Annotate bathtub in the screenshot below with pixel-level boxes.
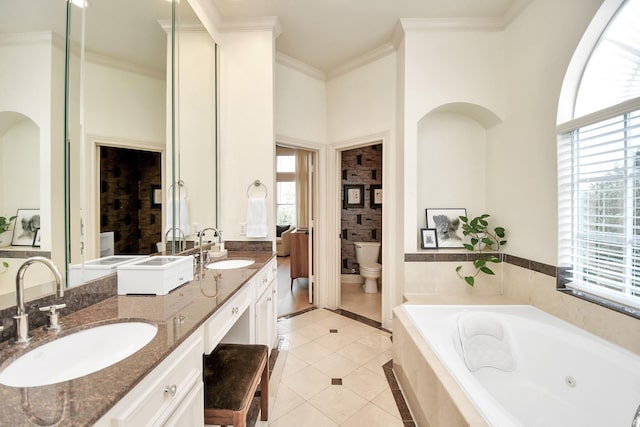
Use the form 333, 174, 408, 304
393, 304, 640, 427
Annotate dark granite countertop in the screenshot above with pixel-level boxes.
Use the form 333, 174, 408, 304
0, 250, 275, 426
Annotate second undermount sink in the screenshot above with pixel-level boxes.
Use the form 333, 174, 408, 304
206, 259, 255, 270
0, 322, 157, 388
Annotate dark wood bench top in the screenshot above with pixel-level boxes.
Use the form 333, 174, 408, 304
203, 343, 269, 427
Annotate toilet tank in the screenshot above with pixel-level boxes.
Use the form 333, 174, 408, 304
354, 241, 381, 264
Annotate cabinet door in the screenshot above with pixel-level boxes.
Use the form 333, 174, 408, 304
255, 286, 271, 349
162, 380, 204, 427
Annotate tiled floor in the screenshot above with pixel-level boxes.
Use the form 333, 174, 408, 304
254, 308, 412, 427
340, 281, 382, 323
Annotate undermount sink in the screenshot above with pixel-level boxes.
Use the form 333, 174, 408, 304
0, 322, 157, 388
206, 259, 255, 270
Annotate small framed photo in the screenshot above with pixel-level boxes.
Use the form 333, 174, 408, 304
152, 185, 162, 208
32, 228, 41, 247
11, 209, 40, 246
420, 228, 438, 249
343, 184, 364, 208
426, 208, 467, 248
370, 185, 382, 209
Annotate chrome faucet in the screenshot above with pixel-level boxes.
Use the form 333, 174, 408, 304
165, 227, 186, 253
198, 227, 221, 265
14, 257, 63, 344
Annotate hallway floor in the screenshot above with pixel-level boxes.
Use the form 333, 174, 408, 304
339, 281, 382, 323
257, 308, 413, 426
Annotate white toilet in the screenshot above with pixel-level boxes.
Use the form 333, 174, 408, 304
354, 241, 382, 293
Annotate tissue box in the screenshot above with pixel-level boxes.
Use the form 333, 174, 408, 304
117, 256, 194, 295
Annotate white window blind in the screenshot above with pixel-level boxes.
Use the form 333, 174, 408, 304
558, 109, 640, 308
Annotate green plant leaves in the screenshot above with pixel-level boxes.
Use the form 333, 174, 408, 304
455, 213, 507, 287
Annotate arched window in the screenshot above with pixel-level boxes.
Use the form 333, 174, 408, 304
558, 0, 640, 314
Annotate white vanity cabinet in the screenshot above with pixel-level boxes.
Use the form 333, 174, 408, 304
95, 326, 205, 427
255, 258, 278, 352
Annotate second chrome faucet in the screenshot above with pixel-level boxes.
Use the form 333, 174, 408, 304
14, 256, 64, 344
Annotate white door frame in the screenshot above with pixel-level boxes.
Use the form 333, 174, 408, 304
330, 131, 393, 329
86, 135, 165, 260
275, 135, 325, 307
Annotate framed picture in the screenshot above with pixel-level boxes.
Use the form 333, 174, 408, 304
370, 185, 382, 209
425, 208, 467, 248
420, 228, 438, 249
152, 185, 162, 208
11, 209, 41, 246
32, 228, 41, 247
343, 184, 364, 208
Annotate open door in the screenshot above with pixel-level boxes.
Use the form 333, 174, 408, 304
307, 152, 315, 304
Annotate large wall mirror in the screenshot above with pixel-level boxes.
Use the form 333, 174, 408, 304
0, 0, 218, 307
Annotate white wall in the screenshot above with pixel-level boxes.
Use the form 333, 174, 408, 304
218, 29, 276, 242
488, 0, 604, 264
80, 60, 166, 260
327, 53, 397, 143
403, 29, 506, 253
275, 62, 326, 144
177, 30, 217, 236
417, 112, 487, 231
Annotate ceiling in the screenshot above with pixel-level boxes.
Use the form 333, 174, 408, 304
210, 0, 533, 75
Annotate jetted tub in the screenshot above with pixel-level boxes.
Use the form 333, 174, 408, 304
393, 304, 640, 427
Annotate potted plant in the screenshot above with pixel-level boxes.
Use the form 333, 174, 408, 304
455, 214, 507, 286
0, 215, 16, 249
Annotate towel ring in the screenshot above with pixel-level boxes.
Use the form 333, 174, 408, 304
247, 180, 268, 198
168, 180, 189, 200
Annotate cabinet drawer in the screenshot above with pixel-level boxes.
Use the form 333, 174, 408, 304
98, 328, 204, 427
256, 258, 277, 296
204, 282, 252, 354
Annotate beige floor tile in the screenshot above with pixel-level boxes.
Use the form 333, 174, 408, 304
281, 330, 311, 350
342, 366, 389, 401
289, 340, 334, 364
357, 332, 393, 352
313, 331, 360, 352
270, 383, 306, 422
336, 341, 382, 365
296, 323, 332, 340
371, 387, 402, 419
361, 353, 392, 377
281, 365, 331, 400
341, 402, 404, 427
280, 352, 308, 379
308, 385, 369, 424
269, 402, 338, 427
312, 353, 360, 379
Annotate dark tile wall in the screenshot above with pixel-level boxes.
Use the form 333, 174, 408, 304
100, 147, 161, 255
341, 144, 382, 274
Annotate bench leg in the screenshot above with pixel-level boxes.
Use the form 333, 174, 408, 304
260, 360, 269, 421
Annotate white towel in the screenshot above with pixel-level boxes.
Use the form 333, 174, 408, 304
165, 199, 190, 236
457, 313, 515, 372
246, 196, 268, 238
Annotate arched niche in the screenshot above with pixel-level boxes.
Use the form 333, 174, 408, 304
416, 102, 502, 233
0, 111, 40, 231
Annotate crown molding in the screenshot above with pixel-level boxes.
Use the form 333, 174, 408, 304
400, 17, 504, 32
84, 50, 165, 81
219, 16, 282, 38
327, 42, 396, 81
276, 52, 325, 81
0, 31, 64, 49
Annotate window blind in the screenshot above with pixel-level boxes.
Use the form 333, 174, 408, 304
558, 109, 640, 308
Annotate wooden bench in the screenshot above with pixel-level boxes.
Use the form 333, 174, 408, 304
203, 344, 269, 427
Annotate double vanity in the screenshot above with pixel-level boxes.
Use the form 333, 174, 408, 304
0, 250, 278, 426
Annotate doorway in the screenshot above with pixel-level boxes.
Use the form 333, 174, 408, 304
275, 145, 317, 317
99, 146, 162, 255
338, 142, 383, 323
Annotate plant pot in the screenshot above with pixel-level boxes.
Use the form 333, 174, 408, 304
0, 230, 12, 247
